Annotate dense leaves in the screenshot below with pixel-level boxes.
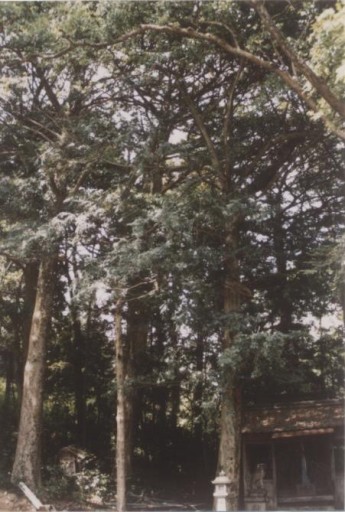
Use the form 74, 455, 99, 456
0, 0, 343, 505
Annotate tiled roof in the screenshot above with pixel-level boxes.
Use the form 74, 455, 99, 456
242, 399, 344, 434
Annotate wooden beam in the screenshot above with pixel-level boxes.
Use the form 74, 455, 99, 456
272, 428, 334, 439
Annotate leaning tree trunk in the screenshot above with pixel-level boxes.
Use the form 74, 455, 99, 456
11, 255, 56, 490
217, 219, 243, 510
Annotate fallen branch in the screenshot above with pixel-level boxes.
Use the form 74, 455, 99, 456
18, 482, 55, 511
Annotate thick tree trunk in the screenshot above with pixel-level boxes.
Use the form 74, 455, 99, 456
11, 255, 56, 490
15, 262, 40, 404
22, 262, 40, 363
217, 220, 242, 510
218, 377, 242, 509
115, 300, 127, 512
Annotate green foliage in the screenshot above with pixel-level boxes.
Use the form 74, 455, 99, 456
75, 468, 113, 502
43, 466, 77, 501
308, 2, 345, 121
0, 0, 343, 501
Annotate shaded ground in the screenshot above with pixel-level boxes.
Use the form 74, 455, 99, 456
0, 487, 106, 511
0, 489, 35, 511
1, 488, 336, 511
0, 488, 210, 511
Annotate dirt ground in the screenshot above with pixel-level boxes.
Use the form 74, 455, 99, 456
0, 487, 209, 511
0, 489, 35, 511
0, 489, 106, 511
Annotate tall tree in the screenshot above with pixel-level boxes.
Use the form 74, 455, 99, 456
0, 2, 343, 508
97, 2, 344, 507
0, 2, 126, 488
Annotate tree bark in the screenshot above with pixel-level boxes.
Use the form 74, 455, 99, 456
217, 219, 242, 510
122, 295, 149, 477
115, 299, 127, 512
218, 378, 242, 510
169, 321, 181, 430
15, 262, 40, 403
193, 333, 204, 442
22, 262, 40, 363
66, 250, 87, 447
72, 313, 87, 445
11, 255, 57, 490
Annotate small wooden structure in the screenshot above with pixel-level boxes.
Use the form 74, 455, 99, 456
241, 399, 344, 510
58, 445, 91, 476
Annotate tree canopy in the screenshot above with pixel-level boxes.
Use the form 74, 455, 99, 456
0, 1, 343, 510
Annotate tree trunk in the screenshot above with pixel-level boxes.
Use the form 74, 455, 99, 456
22, 262, 40, 363
193, 333, 204, 442
15, 262, 40, 404
11, 255, 56, 490
115, 299, 127, 512
72, 313, 86, 445
125, 296, 149, 476
217, 220, 242, 510
169, 322, 181, 430
271, 200, 293, 333
218, 377, 242, 510
66, 248, 87, 446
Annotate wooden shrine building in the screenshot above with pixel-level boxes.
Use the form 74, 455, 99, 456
58, 445, 92, 476
241, 399, 344, 510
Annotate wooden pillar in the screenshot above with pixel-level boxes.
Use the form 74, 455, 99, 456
271, 442, 277, 509
242, 440, 249, 498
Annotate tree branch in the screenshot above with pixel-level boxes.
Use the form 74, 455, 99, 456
248, 134, 307, 194
177, 81, 222, 178
40, 21, 345, 140
33, 65, 62, 114
251, 0, 345, 119
135, 23, 345, 141
223, 61, 245, 168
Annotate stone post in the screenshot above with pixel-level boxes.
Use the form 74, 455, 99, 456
212, 471, 231, 512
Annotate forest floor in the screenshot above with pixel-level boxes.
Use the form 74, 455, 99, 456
0, 487, 210, 511
0, 489, 35, 511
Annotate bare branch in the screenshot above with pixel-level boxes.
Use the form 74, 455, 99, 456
198, 20, 240, 48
